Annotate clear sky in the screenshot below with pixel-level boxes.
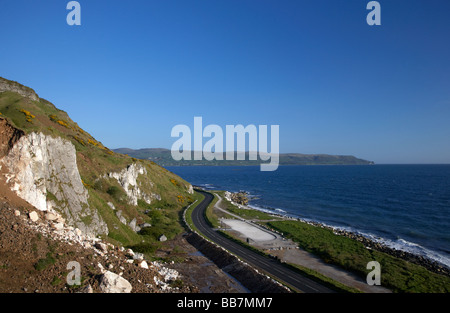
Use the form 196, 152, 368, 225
1, 0, 449, 164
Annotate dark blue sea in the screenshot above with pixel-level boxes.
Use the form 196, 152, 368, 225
166, 165, 450, 268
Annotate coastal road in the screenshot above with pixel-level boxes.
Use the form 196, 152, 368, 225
191, 190, 334, 293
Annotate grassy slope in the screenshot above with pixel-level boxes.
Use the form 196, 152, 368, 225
0, 86, 193, 256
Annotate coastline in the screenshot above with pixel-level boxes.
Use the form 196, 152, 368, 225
218, 189, 450, 278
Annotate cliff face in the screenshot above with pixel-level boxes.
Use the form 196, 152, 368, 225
0, 76, 195, 245
105, 163, 160, 206
0, 130, 108, 236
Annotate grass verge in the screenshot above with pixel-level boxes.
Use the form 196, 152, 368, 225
199, 191, 360, 293
267, 220, 450, 293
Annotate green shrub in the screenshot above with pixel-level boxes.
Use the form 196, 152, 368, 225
107, 185, 126, 202
127, 242, 159, 255
34, 253, 56, 271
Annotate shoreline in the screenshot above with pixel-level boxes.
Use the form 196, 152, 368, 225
219, 189, 450, 277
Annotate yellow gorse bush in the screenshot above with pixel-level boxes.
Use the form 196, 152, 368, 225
20, 109, 36, 123
73, 136, 86, 146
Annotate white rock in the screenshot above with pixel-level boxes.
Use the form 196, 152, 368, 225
133, 252, 144, 261
95, 242, 108, 253
105, 163, 153, 206
139, 261, 149, 269
53, 222, 64, 230
45, 212, 58, 221
29, 211, 39, 222
14, 210, 21, 217
97, 263, 106, 274
125, 248, 135, 258
99, 271, 132, 293
0, 132, 108, 237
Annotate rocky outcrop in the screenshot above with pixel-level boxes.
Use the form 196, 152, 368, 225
105, 163, 160, 206
0, 131, 108, 237
224, 191, 249, 206
0, 77, 39, 102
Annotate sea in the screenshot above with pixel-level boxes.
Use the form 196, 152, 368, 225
166, 164, 450, 269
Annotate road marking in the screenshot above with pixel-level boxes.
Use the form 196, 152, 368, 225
191, 190, 331, 293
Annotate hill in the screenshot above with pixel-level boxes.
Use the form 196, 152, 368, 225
113, 148, 374, 166
0, 76, 268, 293
0, 76, 195, 256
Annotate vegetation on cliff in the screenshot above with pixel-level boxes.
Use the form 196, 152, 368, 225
0, 77, 194, 257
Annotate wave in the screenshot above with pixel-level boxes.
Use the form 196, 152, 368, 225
196, 183, 217, 190
325, 225, 450, 269
379, 237, 450, 269
246, 202, 450, 269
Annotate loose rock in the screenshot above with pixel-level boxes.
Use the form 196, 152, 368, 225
99, 271, 132, 293
28, 211, 39, 222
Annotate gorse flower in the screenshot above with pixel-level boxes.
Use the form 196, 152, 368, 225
20, 109, 35, 123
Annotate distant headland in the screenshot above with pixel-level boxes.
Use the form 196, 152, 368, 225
113, 148, 374, 166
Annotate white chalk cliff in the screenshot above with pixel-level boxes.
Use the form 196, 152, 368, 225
0, 131, 108, 236
105, 163, 161, 206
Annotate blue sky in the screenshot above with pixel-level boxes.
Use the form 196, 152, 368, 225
1, 0, 449, 164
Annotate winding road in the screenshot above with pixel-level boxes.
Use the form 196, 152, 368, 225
191, 190, 334, 293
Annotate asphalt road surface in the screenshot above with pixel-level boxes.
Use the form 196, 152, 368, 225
191, 190, 334, 293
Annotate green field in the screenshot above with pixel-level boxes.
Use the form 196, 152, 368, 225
266, 220, 450, 293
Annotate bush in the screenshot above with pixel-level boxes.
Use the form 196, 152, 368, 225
34, 253, 56, 271
107, 186, 126, 202
127, 242, 159, 255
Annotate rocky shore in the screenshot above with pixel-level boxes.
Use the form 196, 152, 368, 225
222, 189, 450, 278
272, 215, 450, 278
331, 227, 450, 277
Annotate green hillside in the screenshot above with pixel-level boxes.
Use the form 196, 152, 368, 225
0, 77, 195, 254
